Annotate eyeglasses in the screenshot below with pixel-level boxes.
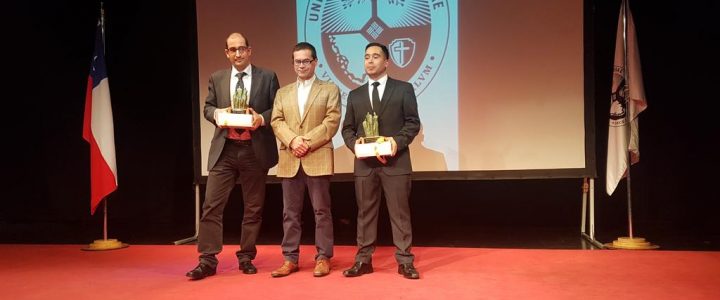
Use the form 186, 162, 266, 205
293, 59, 315, 66
226, 46, 249, 54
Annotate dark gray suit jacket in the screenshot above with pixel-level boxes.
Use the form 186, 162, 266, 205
203, 65, 280, 170
341, 77, 421, 176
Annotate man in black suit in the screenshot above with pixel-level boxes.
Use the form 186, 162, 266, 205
186, 32, 279, 280
341, 42, 421, 279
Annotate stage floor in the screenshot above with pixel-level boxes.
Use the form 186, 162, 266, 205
1, 244, 719, 299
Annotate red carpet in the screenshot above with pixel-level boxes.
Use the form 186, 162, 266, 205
1, 245, 718, 299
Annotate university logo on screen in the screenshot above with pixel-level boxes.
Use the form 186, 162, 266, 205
299, 0, 451, 105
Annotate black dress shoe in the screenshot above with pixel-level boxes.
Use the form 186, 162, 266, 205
239, 261, 257, 274
343, 262, 373, 277
398, 263, 420, 279
186, 264, 216, 280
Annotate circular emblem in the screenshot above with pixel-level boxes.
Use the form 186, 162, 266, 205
300, 0, 451, 105
609, 74, 628, 127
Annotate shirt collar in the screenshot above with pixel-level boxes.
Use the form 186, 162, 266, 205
231, 64, 252, 78
369, 74, 388, 87
297, 75, 316, 89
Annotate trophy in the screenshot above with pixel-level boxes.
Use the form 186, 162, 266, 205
362, 112, 380, 142
217, 87, 253, 127
355, 112, 392, 158
231, 87, 249, 114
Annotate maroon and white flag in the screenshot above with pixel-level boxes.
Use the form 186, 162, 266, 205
606, 2, 647, 195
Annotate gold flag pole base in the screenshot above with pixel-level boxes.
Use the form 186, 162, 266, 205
604, 237, 659, 250
81, 239, 129, 251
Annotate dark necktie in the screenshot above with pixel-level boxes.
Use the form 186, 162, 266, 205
236, 72, 246, 91
229, 71, 251, 140
371, 81, 380, 112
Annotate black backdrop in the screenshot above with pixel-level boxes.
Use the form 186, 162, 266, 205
3, 0, 719, 249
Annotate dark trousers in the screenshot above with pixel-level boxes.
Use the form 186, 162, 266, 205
198, 141, 268, 268
280, 167, 333, 263
354, 169, 414, 264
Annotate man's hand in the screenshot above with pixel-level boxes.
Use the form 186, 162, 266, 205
290, 136, 311, 157
355, 137, 366, 159
247, 108, 262, 130
388, 136, 397, 156
214, 107, 232, 128
375, 136, 396, 164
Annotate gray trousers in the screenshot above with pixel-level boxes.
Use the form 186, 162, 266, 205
280, 166, 334, 263
198, 142, 267, 268
354, 169, 414, 264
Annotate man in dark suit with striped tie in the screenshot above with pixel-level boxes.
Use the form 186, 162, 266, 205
186, 32, 279, 280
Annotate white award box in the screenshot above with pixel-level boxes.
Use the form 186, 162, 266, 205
217, 111, 253, 128
354, 140, 392, 158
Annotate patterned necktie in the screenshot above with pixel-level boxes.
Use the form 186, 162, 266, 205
371, 81, 380, 112
228, 71, 251, 140
236, 72, 246, 91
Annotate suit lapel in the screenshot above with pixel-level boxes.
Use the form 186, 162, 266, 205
249, 65, 260, 107
359, 83, 373, 115
286, 83, 301, 126
220, 69, 232, 106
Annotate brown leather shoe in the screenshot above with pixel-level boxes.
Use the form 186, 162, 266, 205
313, 259, 331, 277
271, 261, 298, 278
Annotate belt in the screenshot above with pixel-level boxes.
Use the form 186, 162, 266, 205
227, 139, 252, 145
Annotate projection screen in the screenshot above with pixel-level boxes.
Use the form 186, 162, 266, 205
194, 0, 594, 180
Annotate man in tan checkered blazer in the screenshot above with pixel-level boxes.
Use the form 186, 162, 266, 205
270, 42, 341, 278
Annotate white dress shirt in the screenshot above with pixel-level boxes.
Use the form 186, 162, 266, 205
368, 74, 388, 110
297, 75, 316, 119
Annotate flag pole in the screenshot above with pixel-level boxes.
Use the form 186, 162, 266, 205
100, 4, 109, 243
83, 2, 128, 251
104, 199, 108, 240
605, 0, 657, 250
101, 14, 108, 239
84, 196, 128, 251
622, 0, 634, 241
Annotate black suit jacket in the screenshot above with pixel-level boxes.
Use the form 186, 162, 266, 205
341, 77, 421, 176
203, 65, 280, 170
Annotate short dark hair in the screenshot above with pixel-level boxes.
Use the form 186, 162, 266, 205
365, 42, 389, 60
293, 42, 317, 60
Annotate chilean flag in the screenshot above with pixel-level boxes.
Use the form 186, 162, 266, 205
83, 21, 117, 215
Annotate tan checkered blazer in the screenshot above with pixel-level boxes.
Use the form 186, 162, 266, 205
271, 79, 341, 178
